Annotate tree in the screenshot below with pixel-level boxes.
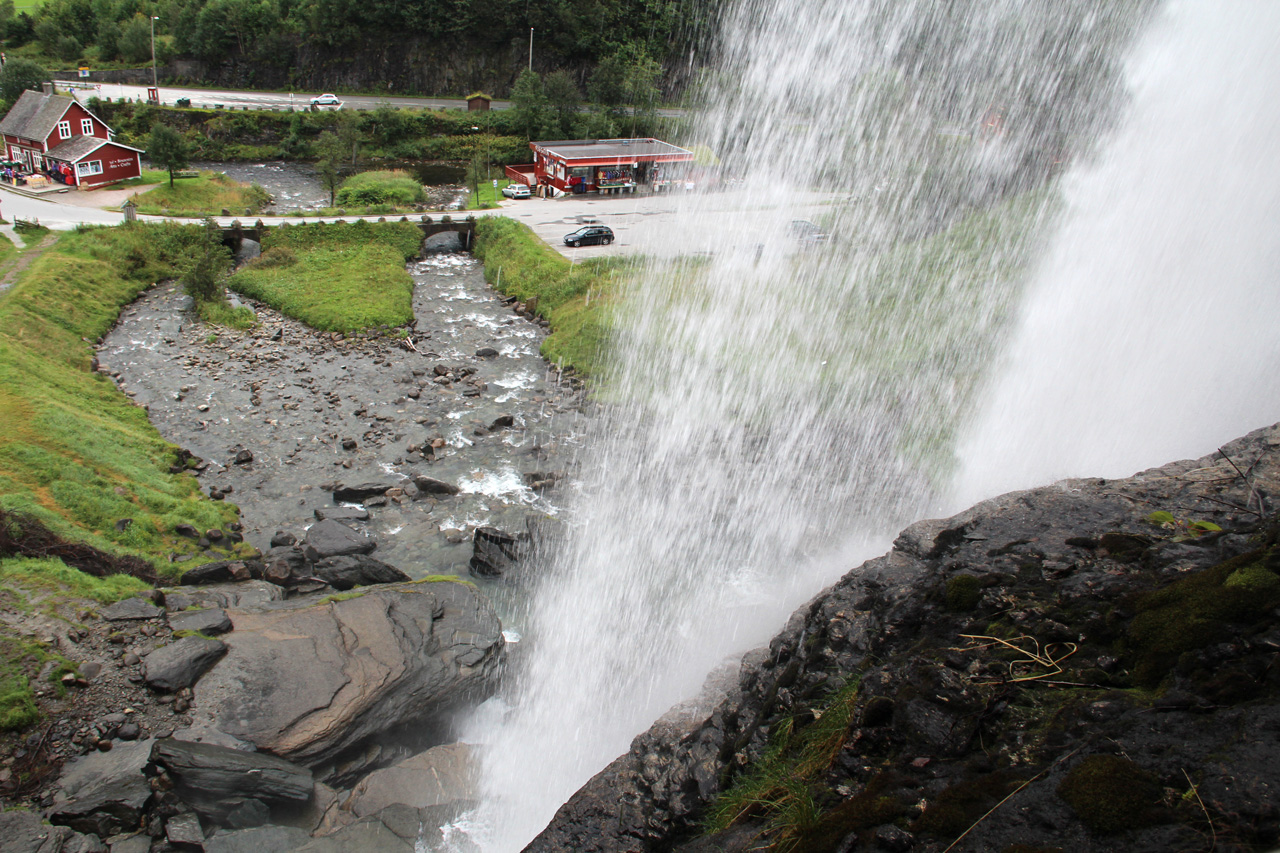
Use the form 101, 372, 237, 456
509, 68, 547, 141
314, 129, 345, 206
119, 14, 153, 65
465, 148, 486, 202
180, 218, 232, 305
148, 123, 189, 187
335, 109, 362, 168
543, 70, 580, 139
0, 57, 47, 103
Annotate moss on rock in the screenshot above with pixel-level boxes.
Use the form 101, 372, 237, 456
1056, 753, 1167, 834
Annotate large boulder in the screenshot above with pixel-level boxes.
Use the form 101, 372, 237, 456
344, 742, 476, 819
47, 738, 154, 837
330, 483, 395, 502
0, 808, 107, 853
303, 520, 377, 562
162, 581, 285, 612
143, 635, 227, 692
191, 580, 504, 773
312, 555, 411, 591
179, 559, 263, 586
151, 738, 314, 826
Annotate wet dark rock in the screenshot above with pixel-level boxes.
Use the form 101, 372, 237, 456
114, 518, 133, 533
312, 554, 411, 590
233, 450, 254, 465
48, 738, 154, 837
313, 506, 370, 522
527, 424, 1280, 853
152, 738, 313, 826
411, 475, 459, 496
489, 415, 515, 430
143, 636, 228, 692
262, 546, 310, 586
330, 482, 393, 502
169, 607, 233, 636
469, 526, 530, 579
475, 347, 499, 358
190, 580, 504, 773
0, 807, 109, 853
174, 524, 200, 538
341, 438, 358, 451
101, 598, 164, 622
344, 742, 475, 818
270, 531, 297, 547
179, 559, 262, 586
303, 519, 377, 561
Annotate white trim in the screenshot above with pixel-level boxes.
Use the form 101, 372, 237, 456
80, 118, 93, 136
76, 159, 102, 177
57, 120, 71, 140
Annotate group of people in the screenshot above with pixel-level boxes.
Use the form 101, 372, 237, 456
47, 162, 76, 185
1, 165, 27, 185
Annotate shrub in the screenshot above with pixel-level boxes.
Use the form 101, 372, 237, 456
335, 170, 426, 207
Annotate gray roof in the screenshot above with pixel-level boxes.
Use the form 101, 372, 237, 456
45, 135, 108, 162
0, 90, 78, 142
532, 138, 693, 162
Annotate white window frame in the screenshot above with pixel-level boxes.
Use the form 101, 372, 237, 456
57, 120, 71, 140
80, 118, 94, 136
76, 160, 103, 177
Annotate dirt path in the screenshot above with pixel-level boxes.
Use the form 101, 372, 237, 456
0, 232, 60, 295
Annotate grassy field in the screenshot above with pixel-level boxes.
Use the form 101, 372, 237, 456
129, 169, 271, 217
473, 216, 630, 376
229, 220, 420, 333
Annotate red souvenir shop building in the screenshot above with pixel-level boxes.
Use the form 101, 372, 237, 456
506, 137, 694, 195
0, 85, 143, 187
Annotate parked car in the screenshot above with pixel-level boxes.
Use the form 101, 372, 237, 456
310, 93, 342, 107
502, 183, 531, 199
564, 225, 614, 247
788, 219, 828, 244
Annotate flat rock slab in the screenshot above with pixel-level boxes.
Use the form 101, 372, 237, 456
330, 483, 394, 502
152, 738, 314, 825
312, 555, 411, 591
166, 811, 205, 846
296, 804, 451, 853
144, 635, 227, 692
345, 742, 476, 818
314, 506, 370, 522
48, 737, 154, 838
101, 597, 163, 621
179, 559, 263, 586
192, 580, 503, 771
303, 519, 377, 561
204, 825, 313, 853
169, 607, 233, 636
412, 475, 459, 496
162, 581, 285, 612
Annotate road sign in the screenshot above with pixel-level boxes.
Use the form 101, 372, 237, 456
79, 67, 90, 78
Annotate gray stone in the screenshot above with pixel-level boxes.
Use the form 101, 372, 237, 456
303, 520, 376, 562
151, 738, 314, 825
311, 555, 410, 591
165, 812, 204, 846
469, 526, 528, 579
191, 581, 503, 772
48, 738, 154, 837
0, 808, 108, 853
330, 483, 394, 502
108, 836, 151, 853
143, 636, 227, 692
100, 598, 162, 622
313, 506, 370, 522
169, 608, 233, 636
411, 476, 459, 496
162, 581, 284, 612
204, 825, 312, 853
262, 546, 310, 586
179, 559, 261, 586
345, 742, 476, 818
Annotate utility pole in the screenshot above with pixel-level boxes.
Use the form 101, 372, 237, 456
150, 16, 159, 90
528, 28, 534, 72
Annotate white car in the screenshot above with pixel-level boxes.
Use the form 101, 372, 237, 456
502, 183, 531, 199
310, 93, 342, 108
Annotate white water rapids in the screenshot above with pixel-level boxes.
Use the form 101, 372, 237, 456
444, 2, 1280, 850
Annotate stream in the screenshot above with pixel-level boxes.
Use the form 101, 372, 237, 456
98, 234, 589, 620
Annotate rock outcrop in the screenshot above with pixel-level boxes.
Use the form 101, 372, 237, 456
191, 579, 504, 774
528, 424, 1280, 853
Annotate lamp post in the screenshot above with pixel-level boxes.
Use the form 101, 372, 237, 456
528, 28, 533, 72
150, 16, 159, 91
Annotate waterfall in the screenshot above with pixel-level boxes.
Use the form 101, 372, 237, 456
453, 1, 1279, 850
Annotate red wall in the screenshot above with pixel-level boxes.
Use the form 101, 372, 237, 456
42, 102, 108, 151
82, 143, 140, 185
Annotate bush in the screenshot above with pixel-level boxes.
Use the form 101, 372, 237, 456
335, 170, 426, 207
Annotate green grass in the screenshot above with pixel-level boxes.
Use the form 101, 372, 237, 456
0, 223, 245, 571
473, 216, 631, 377
0, 556, 149, 604
229, 220, 421, 333
129, 170, 271, 217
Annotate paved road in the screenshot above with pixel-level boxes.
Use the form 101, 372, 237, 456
57, 80, 685, 118
0, 180, 835, 263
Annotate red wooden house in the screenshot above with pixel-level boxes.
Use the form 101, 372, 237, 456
0, 84, 143, 187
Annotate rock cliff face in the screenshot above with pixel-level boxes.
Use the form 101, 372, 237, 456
528, 423, 1280, 853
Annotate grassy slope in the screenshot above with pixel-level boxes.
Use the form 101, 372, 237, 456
473, 216, 628, 376
0, 223, 244, 566
229, 220, 420, 333
130, 169, 271, 217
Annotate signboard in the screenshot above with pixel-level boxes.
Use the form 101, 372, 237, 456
78, 66, 90, 78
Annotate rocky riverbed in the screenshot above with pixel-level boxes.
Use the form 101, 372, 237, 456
98, 236, 588, 615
